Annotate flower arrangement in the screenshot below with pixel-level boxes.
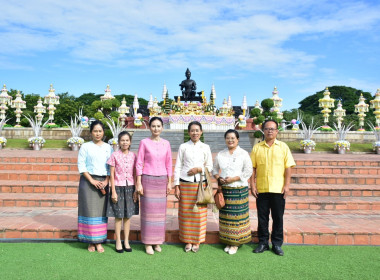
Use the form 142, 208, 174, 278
333, 122, 354, 152
134, 113, 143, 127
299, 119, 319, 152
367, 122, 380, 153
0, 117, 9, 147
24, 114, 49, 149
237, 115, 247, 128
67, 137, 84, 145
64, 109, 84, 149
28, 136, 46, 145
319, 125, 334, 132
334, 140, 350, 150
0, 136, 7, 146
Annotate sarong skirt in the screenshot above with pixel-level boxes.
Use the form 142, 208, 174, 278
219, 186, 251, 246
77, 175, 108, 244
178, 180, 207, 244
140, 175, 168, 245
106, 185, 139, 219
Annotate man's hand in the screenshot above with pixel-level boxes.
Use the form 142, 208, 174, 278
282, 185, 290, 199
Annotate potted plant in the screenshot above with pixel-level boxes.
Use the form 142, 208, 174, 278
64, 109, 84, 151
367, 122, 380, 154
104, 115, 126, 151
24, 115, 49, 150
333, 122, 354, 154
0, 117, 9, 149
299, 119, 319, 154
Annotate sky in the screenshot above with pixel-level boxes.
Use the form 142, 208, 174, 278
1, 0, 380, 111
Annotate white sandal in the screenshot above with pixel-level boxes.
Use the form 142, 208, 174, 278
228, 246, 238, 255
224, 245, 231, 253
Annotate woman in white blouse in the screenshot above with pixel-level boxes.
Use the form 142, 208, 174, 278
174, 121, 212, 253
77, 120, 112, 253
213, 129, 253, 255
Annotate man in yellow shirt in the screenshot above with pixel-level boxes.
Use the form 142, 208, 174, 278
250, 120, 296, 256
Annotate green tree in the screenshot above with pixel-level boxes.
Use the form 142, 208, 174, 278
76, 93, 101, 106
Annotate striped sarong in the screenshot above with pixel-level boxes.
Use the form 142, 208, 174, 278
178, 180, 207, 244
77, 175, 108, 243
140, 175, 168, 245
219, 186, 251, 246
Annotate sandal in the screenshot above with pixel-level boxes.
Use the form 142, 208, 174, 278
154, 245, 162, 252
191, 244, 200, 253
95, 244, 105, 253
88, 244, 95, 252
224, 245, 231, 253
145, 245, 154, 255
184, 243, 192, 253
228, 246, 238, 255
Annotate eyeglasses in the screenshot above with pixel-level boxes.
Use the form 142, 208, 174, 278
263, 128, 277, 131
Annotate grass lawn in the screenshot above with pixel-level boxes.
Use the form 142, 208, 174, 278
0, 243, 379, 279
4, 139, 69, 149
286, 142, 373, 153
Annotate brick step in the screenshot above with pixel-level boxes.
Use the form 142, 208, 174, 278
0, 163, 78, 172
0, 170, 79, 181
293, 166, 380, 175
0, 180, 78, 194
291, 174, 380, 185
2, 193, 379, 211
0, 207, 379, 245
290, 184, 380, 197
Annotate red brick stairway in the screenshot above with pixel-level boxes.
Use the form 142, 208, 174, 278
0, 150, 379, 245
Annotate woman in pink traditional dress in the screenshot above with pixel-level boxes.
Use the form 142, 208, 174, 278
106, 131, 139, 253
135, 117, 172, 255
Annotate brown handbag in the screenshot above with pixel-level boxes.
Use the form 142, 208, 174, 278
193, 168, 215, 211
214, 190, 225, 210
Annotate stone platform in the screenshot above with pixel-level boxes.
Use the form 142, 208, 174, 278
0, 150, 379, 245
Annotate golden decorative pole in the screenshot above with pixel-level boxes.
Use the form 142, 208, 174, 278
318, 87, 335, 127
354, 93, 369, 131
43, 84, 60, 125
333, 100, 346, 129
11, 91, 26, 127
370, 89, 380, 127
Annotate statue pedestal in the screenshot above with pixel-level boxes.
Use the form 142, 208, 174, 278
174, 96, 203, 102
160, 115, 235, 131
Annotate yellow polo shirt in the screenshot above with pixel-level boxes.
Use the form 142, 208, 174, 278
250, 139, 296, 193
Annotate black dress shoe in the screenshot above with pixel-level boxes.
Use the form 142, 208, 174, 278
115, 247, 124, 253
253, 244, 269, 253
123, 242, 132, 252
272, 245, 284, 256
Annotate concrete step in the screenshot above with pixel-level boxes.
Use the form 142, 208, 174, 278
0, 170, 79, 182
293, 166, 380, 175
2, 193, 379, 211
291, 174, 380, 185
0, 163, 78, 172
1, 207, 379, 245
0, 180, 78, 194
290, 184, 380, 197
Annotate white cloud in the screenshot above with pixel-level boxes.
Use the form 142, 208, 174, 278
1, 0, 379, 78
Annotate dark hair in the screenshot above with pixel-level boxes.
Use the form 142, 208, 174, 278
188, 121, 202, 132
149, 116, 163, 127
118, 131, 132, 149
224, 129, 239, 139
262, 119, 278, 130
90, 120, 105, 132
262, 120, 278, 130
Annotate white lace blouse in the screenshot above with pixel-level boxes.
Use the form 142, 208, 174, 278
212, 146, 253, 188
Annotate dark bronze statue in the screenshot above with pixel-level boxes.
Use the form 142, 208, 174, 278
179, 68, 201, 102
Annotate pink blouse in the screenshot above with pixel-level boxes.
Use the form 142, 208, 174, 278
135, 138, 172, 177
107, 150, 136, 186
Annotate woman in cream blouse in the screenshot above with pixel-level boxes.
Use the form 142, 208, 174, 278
213, 129, 253, 255
174, 121, 212, 253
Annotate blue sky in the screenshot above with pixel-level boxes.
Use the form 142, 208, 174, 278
1, 0, 379, 110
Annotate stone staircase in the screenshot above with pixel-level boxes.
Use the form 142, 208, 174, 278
130, 130, 184, 151
0, 150, 379, 245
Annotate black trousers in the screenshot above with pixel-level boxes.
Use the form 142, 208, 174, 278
256, 193, 285, 246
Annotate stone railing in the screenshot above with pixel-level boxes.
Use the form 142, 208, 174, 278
2, 127, 377, 143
